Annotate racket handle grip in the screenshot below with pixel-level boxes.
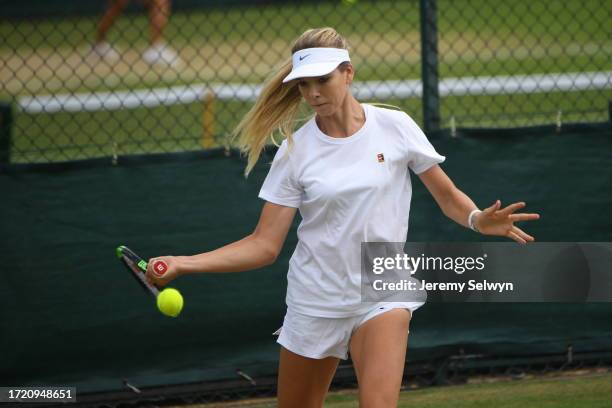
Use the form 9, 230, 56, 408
152, 260, 169, 277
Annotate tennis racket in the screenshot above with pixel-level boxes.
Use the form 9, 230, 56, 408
116, 245, 168, 298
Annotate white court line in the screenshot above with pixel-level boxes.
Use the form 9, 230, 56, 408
16, 71, 612, 114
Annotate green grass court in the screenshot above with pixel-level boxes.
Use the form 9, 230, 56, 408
192, 372, 612, 408
3, 0, 610, 91
1, 0, 610, 163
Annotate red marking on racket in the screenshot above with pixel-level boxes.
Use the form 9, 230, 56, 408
152, 260, 168, 276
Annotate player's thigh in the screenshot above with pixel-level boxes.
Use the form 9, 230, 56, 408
349, 309, 411, 407
277, 346, 340, 408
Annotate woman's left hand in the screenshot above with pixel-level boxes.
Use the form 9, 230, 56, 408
475, 200, 540, 244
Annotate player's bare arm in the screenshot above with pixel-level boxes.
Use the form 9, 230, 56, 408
146, 202, 297, 285
418, 164, 540, 244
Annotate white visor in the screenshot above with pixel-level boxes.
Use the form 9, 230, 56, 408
282, 47, 350, 83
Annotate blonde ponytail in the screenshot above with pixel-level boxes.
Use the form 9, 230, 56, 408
232, 27, 350, 177
232, 59, 303, 177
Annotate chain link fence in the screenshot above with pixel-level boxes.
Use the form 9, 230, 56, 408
1, 0, 610, 164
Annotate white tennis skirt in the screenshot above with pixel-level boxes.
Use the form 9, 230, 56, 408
272, 301, 425, 360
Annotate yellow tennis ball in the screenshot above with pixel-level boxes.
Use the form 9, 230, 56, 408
157, 288, 184, 317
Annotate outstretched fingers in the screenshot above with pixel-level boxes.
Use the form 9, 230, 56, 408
509, 212, 540, 222
508, 231, 526, 244
483, 199, 502, 214
509, 226, 534, 244
498, 201, 526, 216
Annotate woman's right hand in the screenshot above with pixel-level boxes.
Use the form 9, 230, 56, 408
146, 256, 182, 287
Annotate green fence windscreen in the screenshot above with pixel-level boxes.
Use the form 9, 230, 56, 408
1, 127, 611, 392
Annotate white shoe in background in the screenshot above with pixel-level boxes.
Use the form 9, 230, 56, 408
142, 42, 182, 67
91, 41, 120, 61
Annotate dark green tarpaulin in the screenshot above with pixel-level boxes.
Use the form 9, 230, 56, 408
1, 127, 611, 392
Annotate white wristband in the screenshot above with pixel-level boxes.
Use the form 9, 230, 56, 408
468, 209, 482, 232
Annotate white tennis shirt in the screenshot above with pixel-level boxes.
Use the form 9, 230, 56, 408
259, 104, 445, 317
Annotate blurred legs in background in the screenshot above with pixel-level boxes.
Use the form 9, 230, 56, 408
92, 0, 181, 66
142, 0, 181, 66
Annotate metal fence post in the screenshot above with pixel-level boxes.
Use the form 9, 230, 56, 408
420, 0, 441, 133
0, 102, 12, 165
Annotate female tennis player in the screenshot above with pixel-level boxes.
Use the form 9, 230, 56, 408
146, 27, 540, 408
